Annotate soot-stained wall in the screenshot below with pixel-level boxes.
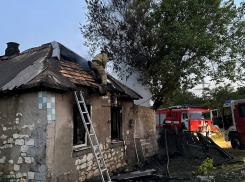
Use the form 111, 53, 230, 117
0, 91, 47, 181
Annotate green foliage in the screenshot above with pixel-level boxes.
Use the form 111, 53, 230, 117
0, 174, 10, 182
242, 157, 245, 163
82, 0, 245, 109
192, 158, 213, 175
159, 84, 245, 110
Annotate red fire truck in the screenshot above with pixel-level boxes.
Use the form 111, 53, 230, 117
211, 99, 245, 149
156, 105, 216, 132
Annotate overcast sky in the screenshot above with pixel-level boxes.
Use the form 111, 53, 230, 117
0, 0, 243, 99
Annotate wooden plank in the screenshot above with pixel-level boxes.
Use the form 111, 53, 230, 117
135, 138, 145, 164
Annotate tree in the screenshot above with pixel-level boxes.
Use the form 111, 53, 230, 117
159, 89, 201, 108
207, 84, 245, 109
81, 0, 245, 109
237, 86, 245, 96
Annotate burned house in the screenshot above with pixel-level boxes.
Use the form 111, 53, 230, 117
0, 42, 158, 181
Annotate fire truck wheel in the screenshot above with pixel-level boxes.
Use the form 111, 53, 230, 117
231, 134, 242, 149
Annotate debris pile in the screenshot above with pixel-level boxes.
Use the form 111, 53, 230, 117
87, 130, 242, 181
157, 130, 238, 166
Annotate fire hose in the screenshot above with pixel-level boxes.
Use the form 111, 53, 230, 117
165, 129, 171, 178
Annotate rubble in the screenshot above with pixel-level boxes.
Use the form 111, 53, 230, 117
86, 130, 242, 181
157, 130, 240, 166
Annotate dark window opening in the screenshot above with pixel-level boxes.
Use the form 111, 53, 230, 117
211, 110, 223, 129
238, 104, 245, 117
111, 107, 122, 141
73, 105, 91, 146
224, 107, 232, 116
172, 112, 177, 118
223, 107, 233, 128
182, 112, 188, 119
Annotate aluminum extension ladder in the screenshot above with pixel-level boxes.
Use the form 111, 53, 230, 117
74, 91, 111, 182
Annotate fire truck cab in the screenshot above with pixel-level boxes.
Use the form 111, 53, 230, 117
211, 99, 245, 149
156, 105, 216, 132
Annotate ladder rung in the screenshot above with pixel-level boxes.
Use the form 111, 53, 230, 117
74, 91, 111, 182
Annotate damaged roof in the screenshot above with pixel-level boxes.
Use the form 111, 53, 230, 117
0, 41, 142, 100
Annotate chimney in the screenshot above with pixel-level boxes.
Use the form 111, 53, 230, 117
5, 42, 20, 56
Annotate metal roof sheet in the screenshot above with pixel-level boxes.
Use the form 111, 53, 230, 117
0, 44, 50, 91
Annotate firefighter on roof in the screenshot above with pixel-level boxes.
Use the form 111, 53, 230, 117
90, 51, 108, 85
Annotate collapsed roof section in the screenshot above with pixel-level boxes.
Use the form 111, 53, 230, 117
0, 41, 142, 100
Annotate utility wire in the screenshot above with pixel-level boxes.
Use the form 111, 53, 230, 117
138, 97, 151, 106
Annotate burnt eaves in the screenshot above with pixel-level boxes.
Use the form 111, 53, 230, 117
59, 43, 90, 71
24, 58, 76, 91
107, 74, 143, 100
0, 41, 143, 100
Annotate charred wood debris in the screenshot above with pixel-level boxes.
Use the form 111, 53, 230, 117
85, 130, 240, 182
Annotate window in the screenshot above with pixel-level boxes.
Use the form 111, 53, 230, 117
73, 105, 91, 147
223, 107, 233, 128
189, 111, 210, 120
160, 114, 166, 125
238, 104, 245, 117
155, 114, 160, 125
223, 107, 232, 116
182, 112, 188, 119
172, 112, 177, 118
212, 110, 221, 118
111, 107, 122, 141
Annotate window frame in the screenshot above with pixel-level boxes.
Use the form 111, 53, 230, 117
111, 107, 123, 141
182, 112, 188, 120
172, 112, 177, 118
73, 104, 91, 149
238, 104, 245, 117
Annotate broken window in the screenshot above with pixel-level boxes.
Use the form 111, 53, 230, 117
73, 105, 91, 146
111, 107, 122, 141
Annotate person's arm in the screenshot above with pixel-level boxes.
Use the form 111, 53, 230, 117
208, 125, 211, 132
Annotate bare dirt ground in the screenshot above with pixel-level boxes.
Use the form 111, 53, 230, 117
169, 139, 245, 182
141, 136, 245, 182
90, 134, 245, 182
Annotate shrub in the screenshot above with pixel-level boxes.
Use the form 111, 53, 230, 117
192, 157, 213, 175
